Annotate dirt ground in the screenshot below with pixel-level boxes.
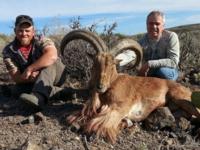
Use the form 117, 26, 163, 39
0, 76, 200, 150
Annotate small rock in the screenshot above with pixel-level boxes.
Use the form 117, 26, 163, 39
21, 140, 43, 150
50, 146, 64, 150
70, 122, 81, 132
75, 136, 80, 141
28, 115, 34, 124
0, 143, 5, 148
144, 107, 176, 130
33, 112, 44, 124
169, 132, 177, 138
165, 138, 174, 145
178, 117, 191, 130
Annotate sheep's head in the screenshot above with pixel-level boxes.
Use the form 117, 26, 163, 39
94, 52, 120, 93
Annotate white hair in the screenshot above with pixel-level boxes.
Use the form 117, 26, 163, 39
147, 10, 165, 24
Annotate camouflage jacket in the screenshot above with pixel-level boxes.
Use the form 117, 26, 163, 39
2, 36, 55, 73
139, 30, 180, 69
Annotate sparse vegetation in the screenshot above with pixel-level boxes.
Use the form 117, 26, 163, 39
0, 18, 200, 149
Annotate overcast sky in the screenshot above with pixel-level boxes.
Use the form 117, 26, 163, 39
0, 0, 200, 35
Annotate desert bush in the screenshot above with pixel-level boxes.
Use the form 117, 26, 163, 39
47, 16, 119, 53
48, 17, 119, 88
0, 34, 14, 57
101, 22, 118, 49
177, 31, 200, 72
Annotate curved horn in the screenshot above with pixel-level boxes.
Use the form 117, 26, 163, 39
60, 29, 107, 56
110, 38, 143, 67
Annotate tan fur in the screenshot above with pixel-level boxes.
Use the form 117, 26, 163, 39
67, 52, 200, 143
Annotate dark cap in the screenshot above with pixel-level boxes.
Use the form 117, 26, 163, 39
15, 15, 34, 27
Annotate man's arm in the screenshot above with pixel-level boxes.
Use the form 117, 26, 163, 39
3, 38, 58, 82
21, 44, 58, 79
148, 32, 180, 68
138, 63, 149, 76
3, 58, 36, 83
9, 69, 38, 83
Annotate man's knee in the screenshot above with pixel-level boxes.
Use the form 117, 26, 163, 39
156, 67, 178, 80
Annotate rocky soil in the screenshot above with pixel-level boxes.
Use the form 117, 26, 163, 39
0, 66, 200, 150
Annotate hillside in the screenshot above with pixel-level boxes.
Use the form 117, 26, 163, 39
0, 24, 200, 149
170, 24, 200, 74
170, 23, 200, 33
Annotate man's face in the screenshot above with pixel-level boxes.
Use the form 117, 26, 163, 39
147, 15, 164, 40
15, 23, 35, 46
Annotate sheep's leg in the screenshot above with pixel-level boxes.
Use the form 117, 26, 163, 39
168, 84, 200, 119
66, 111, 82, 124
171, 99, 200, 119
82, 91, 101, 117
85, 107, 126, 143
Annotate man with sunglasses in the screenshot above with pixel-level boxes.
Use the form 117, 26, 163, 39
2, 15, 76, 109
138, 10, 180, 80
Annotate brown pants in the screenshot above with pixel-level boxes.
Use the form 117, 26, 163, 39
32, 58, 71, 100
11, 59, 72, 100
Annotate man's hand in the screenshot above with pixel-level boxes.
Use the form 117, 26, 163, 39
138, 63, 149, 76
29, 71, 40, 81
9, 68, 39, 83
21, 67, 39, 81
31, 71, 39, 78
21, 67, 33, 80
